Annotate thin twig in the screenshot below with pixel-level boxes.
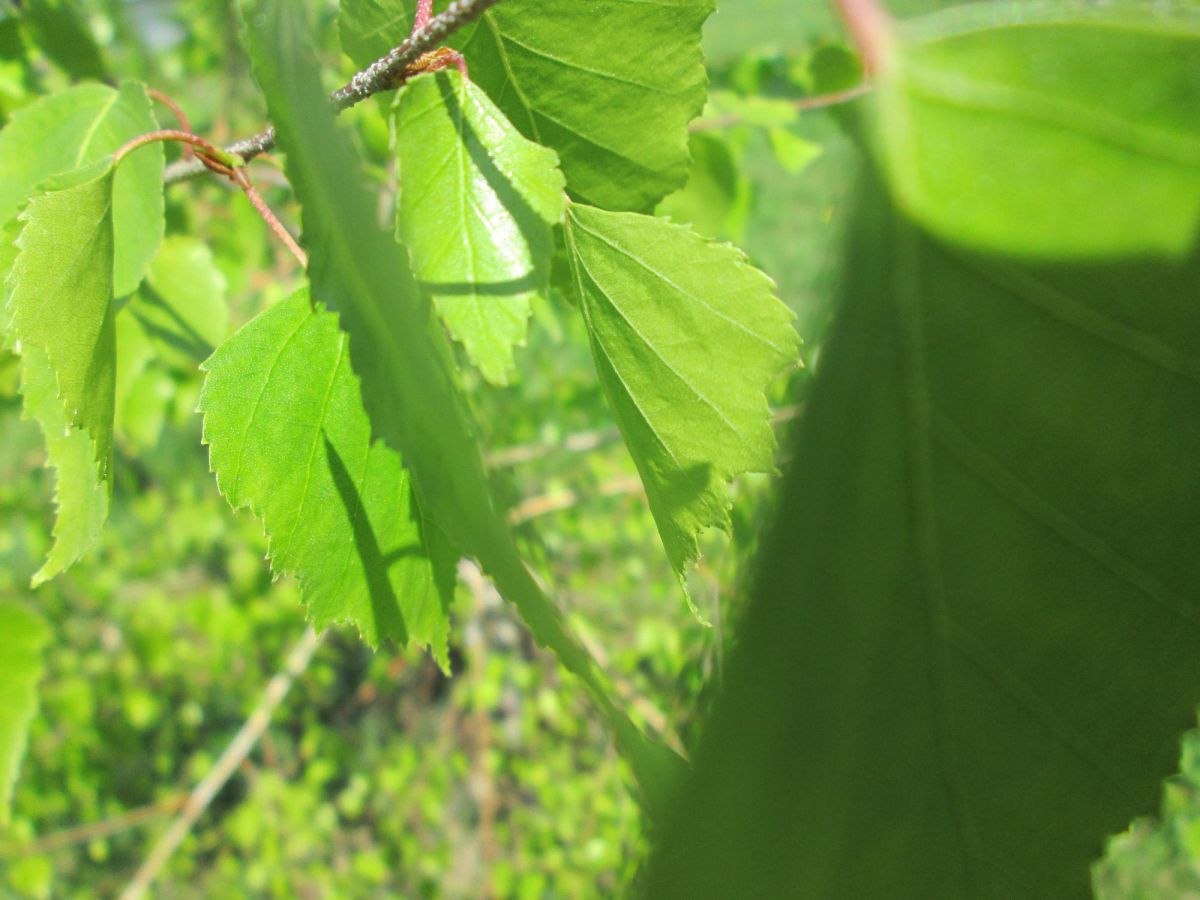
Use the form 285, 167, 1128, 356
163, 0, 502, 185
689, 84, 872, 133
232, 169, 308, 268
0, 795, 188, 858
118, 626, 323, 900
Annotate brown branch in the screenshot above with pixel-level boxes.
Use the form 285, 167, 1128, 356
163, 0, 501, 185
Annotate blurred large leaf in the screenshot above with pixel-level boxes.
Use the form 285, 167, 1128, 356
242, 0, 686, 812
564, 205, 797, 582
339, 0, 713, 211
0, 81, 163, 294
393, 69, 564, 384
647, 179, 1200, 898
4, 162, 116, 479
199, 291, 454, 659
871, 1, 1200, 258
0, 600, 49, 824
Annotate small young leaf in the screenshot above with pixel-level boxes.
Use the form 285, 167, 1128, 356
0, 80, 163, 293
200, 291, 455, 660
340, 0, 715, 211
871, 1, 1200, 258
393, 69, 565, 384
564, 204, 798, 582
0, 600, 50, 824
4, 161, 117, 479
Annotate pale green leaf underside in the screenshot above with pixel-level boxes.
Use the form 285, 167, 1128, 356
200, 291, 454, 661
339, 0, 714, 211
874, 0, 1200, 258
648, 180, 1200, 898
0, 600, 50, 825
393, 70, 565, 384
245, 0, 686, 812
138, 234, 231, 369
19, 344, 110, 586
0, 80, 163, 294
565, 204, 798, 576
4, 162, 116, 483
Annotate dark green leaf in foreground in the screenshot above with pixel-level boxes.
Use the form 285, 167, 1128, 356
339, 0, 714, 211
871, 1, 1200, 258
4, 161, 116, 479
648, 179, 1200, 898
393, 70, 565, 384
243, 0, 685, 812
564, 204, 798, 582
0, 599, 50, 824
0, 80, 163, 293
200, 291, 454, 660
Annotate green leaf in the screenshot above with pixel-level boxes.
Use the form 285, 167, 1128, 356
0, 80, 163, 294
339, 0, 714, 211
563, 204, 798, 581
244, 0, 686, 812
647, 177, 1200, 898
656, 132, 752, 241
200, 291, 455, 659
871, 1, 1200, 258
136, 235, 230, 369
0, 600, 50, 825
18, 344, 110, 586
392, 69, 565, 384
4, 161, 116, 481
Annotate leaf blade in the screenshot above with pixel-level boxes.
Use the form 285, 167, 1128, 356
200, 291, 455, 660
564, 204, 798, 579
871, 1, 1200, 257
340, 0, 714, 210
393, 69, 565, 383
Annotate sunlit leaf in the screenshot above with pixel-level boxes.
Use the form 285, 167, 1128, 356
871, 1, 1200, 257
339, 0, 714, 211
243, 0, 686, 812
564, 204, 798, 583
393, 69, 565, 384
200, 291, 455, 660
0, 80, 163, 294
18, 344, 110, 586
4, 161, 116, 478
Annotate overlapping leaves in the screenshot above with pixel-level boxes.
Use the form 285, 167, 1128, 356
241, 0, 686, 813
199, 291, 455, 659
339, 0, 714, 210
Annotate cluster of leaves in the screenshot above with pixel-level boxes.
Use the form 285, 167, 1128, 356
0, 0, 810, 821
5, 0, 1200, 896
